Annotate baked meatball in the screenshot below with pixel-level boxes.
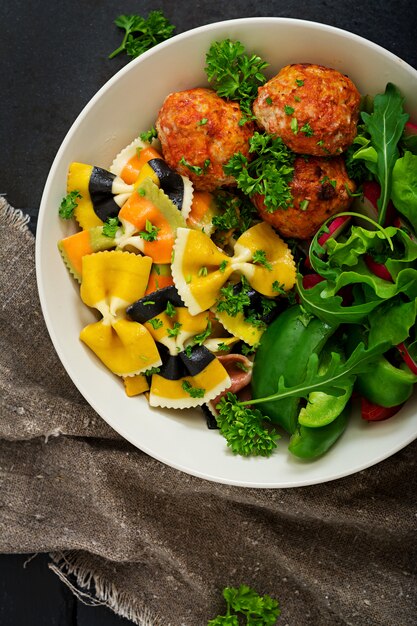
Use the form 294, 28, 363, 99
156, 88, 254, 191
253, 155, 355, 239
253, 63, 361, 156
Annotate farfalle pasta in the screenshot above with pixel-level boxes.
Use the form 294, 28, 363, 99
79, 250, 161, 377
127, 286, 231, 408
171, 222, 296, 315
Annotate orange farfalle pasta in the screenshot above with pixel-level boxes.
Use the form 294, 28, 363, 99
110, 137, 193, 218
171, 222, 297, 315
79, 250, 161, 377
116, 177, 186, 264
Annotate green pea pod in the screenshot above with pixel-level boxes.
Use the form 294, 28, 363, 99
288, 405, 350, 459
298, 339, 354, 428
251, 305, 337, 434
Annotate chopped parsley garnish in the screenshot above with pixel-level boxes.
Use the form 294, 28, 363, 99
198, 266, 208, 277
290, 117, 299, 134
241, 343, 258, 356
167, 321, 182, 337
205, 39, 268, 121
148, 318, 163, 330
182, 380, 206, 398
265, 96, 273, 105
299, 199, 310, 211
216, 342, 230, 352
139, 126, 158, 142
216, 278, 251, 317
179, 156, 210, 175
252, 249, 272, 270
102, 216, 120, 237
212, 190, 259, 236
294, 95, 301, 102
137, 187, 146, 197
284, 105, 295, 115
191, 321, 212, 347
197, 118, 208, 126
139, 219, 159, 241
295, 78, 304, 87
165, 301, 176, 317
58, 190, 82, 219
223, 132, 295, 212
109, 10, 175, 59
144, 366, 160, 376
219, 260, 228, 273
320, 176, 337, 188
272, 280, 286, 294
300, 122, 314, 136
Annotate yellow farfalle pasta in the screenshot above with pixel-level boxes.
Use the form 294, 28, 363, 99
171, 222, 296, 315
79, 250, 161, 377
127, 285, 231, 408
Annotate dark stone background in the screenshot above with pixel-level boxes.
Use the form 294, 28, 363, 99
1, 1, 416, 624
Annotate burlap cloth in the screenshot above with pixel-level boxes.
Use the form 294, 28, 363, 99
0, 197, 416, 626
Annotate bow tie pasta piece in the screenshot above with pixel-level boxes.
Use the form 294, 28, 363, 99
116, 177, 186, 264
171, 222, 296, 315
127, 285, 210, 356
149, 344, 231, 409
79, 251, 161, 377
110, 137, 193, 219
67, 162, 134, 230
58, 225, 117, 283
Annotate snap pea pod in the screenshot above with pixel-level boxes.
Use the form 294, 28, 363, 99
251, 305, 337, 434
288, 405, 350, 459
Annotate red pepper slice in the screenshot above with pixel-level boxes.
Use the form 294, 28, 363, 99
364, 254, 393, 282
302, 273, 325, 289
396, 342, 417, 375
361, 397, 404, 421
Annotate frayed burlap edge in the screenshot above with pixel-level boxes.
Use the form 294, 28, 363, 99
0, 196, 31, 233
49, 551, 166, 626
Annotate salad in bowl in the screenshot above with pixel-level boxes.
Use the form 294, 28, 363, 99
37, 18, 417, 487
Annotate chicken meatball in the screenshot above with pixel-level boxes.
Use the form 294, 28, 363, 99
156, 88, 254, 191
253, 63, 361, 156
253, 155, 355, 239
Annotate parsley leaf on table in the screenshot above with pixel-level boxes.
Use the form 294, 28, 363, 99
109, 11, 175, 60
208, 584, 280, 625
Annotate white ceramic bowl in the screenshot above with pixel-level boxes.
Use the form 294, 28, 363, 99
36, 18, 417, 488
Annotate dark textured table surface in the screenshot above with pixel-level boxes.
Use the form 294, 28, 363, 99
1, 1, 416, 624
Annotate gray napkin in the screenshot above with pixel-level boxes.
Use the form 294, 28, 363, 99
0, 198, 416, 625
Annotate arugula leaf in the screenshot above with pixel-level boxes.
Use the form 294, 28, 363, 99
223, 132, 295, 211
391, 151, 417, 232
109, 11, 175, 60
352, 83, 409, 225
205, 39, 268, 120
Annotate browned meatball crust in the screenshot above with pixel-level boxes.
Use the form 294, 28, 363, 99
156, 88, 254, 191
253, 155, 355, 239
253, 63, 361, 156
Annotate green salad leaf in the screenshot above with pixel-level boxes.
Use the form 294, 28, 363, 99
391, 151, 417, 231
352, 83, 409, 225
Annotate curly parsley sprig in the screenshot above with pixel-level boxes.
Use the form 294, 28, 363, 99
216, 393, 280, 457
109, 10, 175, 60
205, 39, 268, 121
223, 132, 296, 212
208, 584, 281, 625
